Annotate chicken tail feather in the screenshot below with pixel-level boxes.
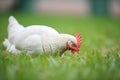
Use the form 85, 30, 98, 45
9, 16, 18, 25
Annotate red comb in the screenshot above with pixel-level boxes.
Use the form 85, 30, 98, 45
76, 32, 82, 49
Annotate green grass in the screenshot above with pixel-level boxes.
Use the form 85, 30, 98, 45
0, 13, 120, 80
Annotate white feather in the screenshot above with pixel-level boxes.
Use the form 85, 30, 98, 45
3, 16, 77, 55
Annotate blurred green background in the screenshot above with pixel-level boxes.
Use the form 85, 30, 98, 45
0, 0, 120, 80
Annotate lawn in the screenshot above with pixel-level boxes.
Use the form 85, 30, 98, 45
0, 13, 120, 80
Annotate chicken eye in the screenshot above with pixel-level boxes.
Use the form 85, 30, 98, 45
67, 40, 72, 44
67, 40, 73, 48
67, 40, 77, 50
71, 41, 76, 47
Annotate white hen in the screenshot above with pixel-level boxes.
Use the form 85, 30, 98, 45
3, 16, 82, 55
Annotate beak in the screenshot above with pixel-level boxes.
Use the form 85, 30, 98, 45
71, 47, 80, 54
77, 51, 80, 54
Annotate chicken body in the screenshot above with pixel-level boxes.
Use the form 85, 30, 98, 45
3, 16, 77, 55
